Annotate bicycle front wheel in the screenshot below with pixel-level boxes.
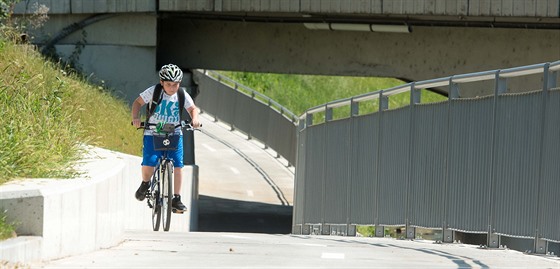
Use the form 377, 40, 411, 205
161, 160, 173, 231
151, 173, 162, 231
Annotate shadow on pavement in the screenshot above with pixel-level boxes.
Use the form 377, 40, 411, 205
198, 195, 293, 234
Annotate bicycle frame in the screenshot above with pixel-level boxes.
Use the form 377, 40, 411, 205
135, 121, 200, 231
148, 132, 176, 232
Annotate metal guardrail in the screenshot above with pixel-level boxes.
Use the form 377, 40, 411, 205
300, 61, 560, 123
192, 69, 298, 165
203, 70, 299, 123
294, 60, 560, 254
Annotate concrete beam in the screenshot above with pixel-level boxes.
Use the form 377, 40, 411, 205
159, 19, 560, 97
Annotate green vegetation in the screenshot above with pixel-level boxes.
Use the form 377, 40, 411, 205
0, 210, 16, 240
220, 71, 447, 120
357, 225, 376, 237
0, 34, 142, 184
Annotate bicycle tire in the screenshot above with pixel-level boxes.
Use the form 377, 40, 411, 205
162, 160, 173, 231
151, 168, 162, 231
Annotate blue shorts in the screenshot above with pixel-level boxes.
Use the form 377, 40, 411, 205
142, 135, 184, 168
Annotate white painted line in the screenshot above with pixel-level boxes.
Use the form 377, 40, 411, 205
230, 166, 240, 174
246, 190, 254, 197
321, 253, 345, 259
221, 234, 250, 239
201, 143, 216, 152
299, 243, 327, 247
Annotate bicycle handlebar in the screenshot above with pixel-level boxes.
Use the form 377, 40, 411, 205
131, 121, 202, 131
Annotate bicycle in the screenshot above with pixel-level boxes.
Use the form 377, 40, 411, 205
137, 121, 199, 231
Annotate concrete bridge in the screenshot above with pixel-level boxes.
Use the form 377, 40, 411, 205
13, 0, 560, 101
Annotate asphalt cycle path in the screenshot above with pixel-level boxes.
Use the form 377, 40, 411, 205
33, 231, 560, 268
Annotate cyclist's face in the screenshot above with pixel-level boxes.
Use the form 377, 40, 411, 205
161, 80, 181, 95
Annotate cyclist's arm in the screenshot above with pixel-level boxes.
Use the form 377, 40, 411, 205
131, 96, 146, 128
186, 105, 201, 128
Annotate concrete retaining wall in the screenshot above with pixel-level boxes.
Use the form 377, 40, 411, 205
0, 146, 197, 263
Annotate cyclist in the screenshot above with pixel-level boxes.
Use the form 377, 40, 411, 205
131, 64, 201, 213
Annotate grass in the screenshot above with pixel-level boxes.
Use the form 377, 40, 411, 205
0, 210, 16, 240
219, 71, 447, 121
0, 30, 143, 240
0, 35, 142, 184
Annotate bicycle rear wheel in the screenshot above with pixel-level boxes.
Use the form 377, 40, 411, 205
161, 160, 173, 231
151, 170, 162, 231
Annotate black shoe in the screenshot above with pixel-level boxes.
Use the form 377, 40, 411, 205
135, 181, 150, 201
172, 195, 187, 213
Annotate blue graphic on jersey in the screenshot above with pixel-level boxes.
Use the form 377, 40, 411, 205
153, 100, 180, 122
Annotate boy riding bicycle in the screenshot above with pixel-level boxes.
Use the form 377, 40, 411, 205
131, 64, 201, 213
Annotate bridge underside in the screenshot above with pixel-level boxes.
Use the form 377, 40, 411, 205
159, 17, 559, 97
19, 11, 559, 100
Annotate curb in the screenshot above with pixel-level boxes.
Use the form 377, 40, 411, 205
0, 146, 198, 263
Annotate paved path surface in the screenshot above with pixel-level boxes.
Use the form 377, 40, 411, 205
194, 113, 294, 234
33, 231, 560, 268
29, 114, 560, 268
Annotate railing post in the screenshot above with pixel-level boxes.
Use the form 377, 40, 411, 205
325, 105, 333, 122
351, 98, 359, 117
488, 70, 505, 249
375, 226, 385, 237
380, 92, 389, 111
449, 77, 460, 99
443, 77, 455, 243
375, 91, 386, 231
534, 63, 551, 254
406, 83, 418, 240
306, 113, 313, 127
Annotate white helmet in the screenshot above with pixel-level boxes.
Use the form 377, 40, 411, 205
159, 64, 183, 82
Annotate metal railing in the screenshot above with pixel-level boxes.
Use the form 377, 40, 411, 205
293, 61, 560, 254
192, 70, 298, 165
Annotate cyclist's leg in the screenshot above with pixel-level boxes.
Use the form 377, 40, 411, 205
141, 135, 161, 180
142, 166, 155, 182
169, 135, 184, 195
136, 135, 161, 200
170, 136, 187, 212
174, 167, 182, 195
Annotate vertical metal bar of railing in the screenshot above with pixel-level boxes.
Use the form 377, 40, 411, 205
346, 100, 356, 235
374, 91, 387, 237
534, 63, 551, 254
488, 70, 505, 248
320, 105, 328, 234
406, 83, 420, 239
442, 77, 456, 243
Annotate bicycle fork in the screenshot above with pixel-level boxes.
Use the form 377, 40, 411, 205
147, 162, 162, 209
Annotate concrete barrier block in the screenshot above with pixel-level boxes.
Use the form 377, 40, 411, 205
40, 193, 63, 259
0, 190, 43, 237
0, 146, 197, 263
0, 236, 42, 263
78, 184, 97, 254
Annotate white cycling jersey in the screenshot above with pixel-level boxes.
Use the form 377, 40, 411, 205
139, 85, 194, 136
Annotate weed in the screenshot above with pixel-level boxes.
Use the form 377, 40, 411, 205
0, 210, 16, 241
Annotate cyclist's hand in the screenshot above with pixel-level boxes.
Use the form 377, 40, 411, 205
132, 118, 142, 128
191, 118, 201, 128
